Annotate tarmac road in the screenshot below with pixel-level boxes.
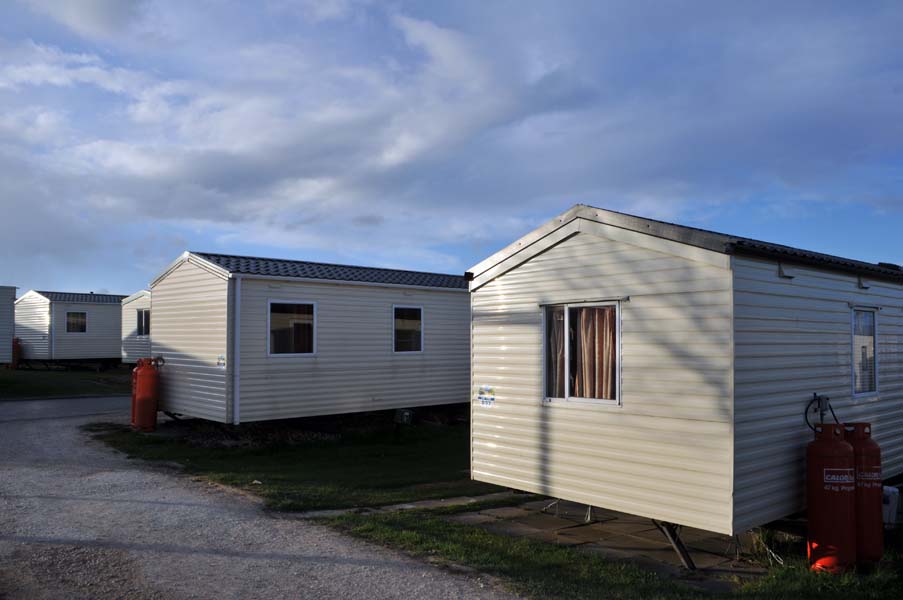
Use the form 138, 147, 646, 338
0, 396, 514, 599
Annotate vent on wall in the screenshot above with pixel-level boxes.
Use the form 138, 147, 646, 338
778, 264, 797, 279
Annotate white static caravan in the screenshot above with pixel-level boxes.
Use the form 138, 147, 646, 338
0, 286, 15, 363
469, 205, 903, 536
122, 290, 152, 363
14, 290, 127, 361
150, 252, 470, 424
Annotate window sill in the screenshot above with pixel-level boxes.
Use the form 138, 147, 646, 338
544, 397, 621, 408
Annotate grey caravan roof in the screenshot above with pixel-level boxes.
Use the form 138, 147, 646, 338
192, 252, 469, 290
36, 291, 128, 304
470, 204, 903, 285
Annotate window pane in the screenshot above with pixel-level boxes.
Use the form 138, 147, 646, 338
394, 307, 422, 352
545, 306, 565, 398
137, 309, 150, 336
270, 303, 314, 354
853, 310, 876, 394
568, 306, 617, 400
67, 312, 86, 333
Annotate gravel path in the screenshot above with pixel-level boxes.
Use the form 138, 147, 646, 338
0, 397, 515, 600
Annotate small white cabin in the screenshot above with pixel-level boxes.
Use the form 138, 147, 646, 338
150, 252, 470, 423
122, 290, 152, 363
469, 205, 903, 535
0, 286, 15, 363
15, 290, 127, 361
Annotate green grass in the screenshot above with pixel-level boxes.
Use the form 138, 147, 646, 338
0, 367, 131, 399
88, 416, 902, 599
734, 530, 903, 599
89, 420, 499, 511
325, 506, 903, 600
325, 508, 702, 599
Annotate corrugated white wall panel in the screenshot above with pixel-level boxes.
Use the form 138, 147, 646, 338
732, 256, 903, 532
51, 302, 121, 360
237, 278, 470, 422
0, 286, 15, 363
122, 293, 152, 363
151, 260, 230, 422
14, 292, 50, 360
471, 227, 736, 534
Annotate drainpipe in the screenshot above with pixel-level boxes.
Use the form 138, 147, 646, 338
232, 275, 241, 425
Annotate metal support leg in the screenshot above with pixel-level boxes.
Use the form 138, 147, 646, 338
584, 505, 594, 523
725, 533, 743, 561
541, 499, 560, 517
652, 520, 696, 570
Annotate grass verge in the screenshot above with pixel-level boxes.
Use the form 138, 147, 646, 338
324, 507, 702, 600
87, 417, 499, 511
0, 367, 131, 400
324, 505, 903, 600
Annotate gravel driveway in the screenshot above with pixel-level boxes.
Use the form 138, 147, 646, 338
0, 397, 514, 599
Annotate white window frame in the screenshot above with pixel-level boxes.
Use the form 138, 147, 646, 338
136, 308, 150, 338
542, 300, 621, 407
850, 306, 878, 398
266, 299, 317, 357
392, 304, 424, 354
66, 311, 88, 334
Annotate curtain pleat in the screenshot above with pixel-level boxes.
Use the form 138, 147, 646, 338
567, 306, 616, 400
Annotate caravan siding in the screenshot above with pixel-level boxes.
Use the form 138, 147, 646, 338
471, 227, 736, 534
14, 292, 50, 360
152, 260, 231, 422
122, 293, 152, 363
732, 256, 903, 532
237, 278, 470, 422
0, 286, 14, 363
51, 303, 121, 360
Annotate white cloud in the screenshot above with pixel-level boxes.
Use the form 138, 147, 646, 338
1, 1, 903, 294
22, 0, 146, 39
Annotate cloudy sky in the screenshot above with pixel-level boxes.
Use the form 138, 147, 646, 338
1, 0, 902, 295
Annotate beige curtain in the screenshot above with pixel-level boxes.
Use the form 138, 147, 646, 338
546, 307, 565, 398
570, 307, 616, 400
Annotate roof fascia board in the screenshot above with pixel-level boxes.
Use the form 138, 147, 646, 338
186, 253, 233, 281
236, 272, 469, 293
729, 245, 903, 285
49, 300, 124, 306
578, 219, 731, 269
468, 205, 587, 278
122, 290, 151, 305
14, 290, 48, 305
470, 219, 582, 291
150, 252, 231, 288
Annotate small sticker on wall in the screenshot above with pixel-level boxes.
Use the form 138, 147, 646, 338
477, 385, 495, 407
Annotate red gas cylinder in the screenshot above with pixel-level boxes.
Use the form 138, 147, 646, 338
844, 423, 883, 563
11, 337, 22, 369
132, 358, 160, 432
807, 423, 856, 572
131, 361, 141, 428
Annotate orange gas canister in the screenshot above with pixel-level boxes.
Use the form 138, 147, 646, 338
844, 423, 883, 563
807, 423, 856, 572
133, 358, 160, 432
131, 361, 141, 428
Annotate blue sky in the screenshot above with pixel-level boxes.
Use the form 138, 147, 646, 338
1, 0, 902, 296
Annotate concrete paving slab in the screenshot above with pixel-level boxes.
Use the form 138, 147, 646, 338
510, 513, 576, 531
479, 507, 532, 519
448, 513, 498, 526
553, 522, 629, 543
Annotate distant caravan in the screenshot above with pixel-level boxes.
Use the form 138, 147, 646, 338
148, 251, 470, 423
